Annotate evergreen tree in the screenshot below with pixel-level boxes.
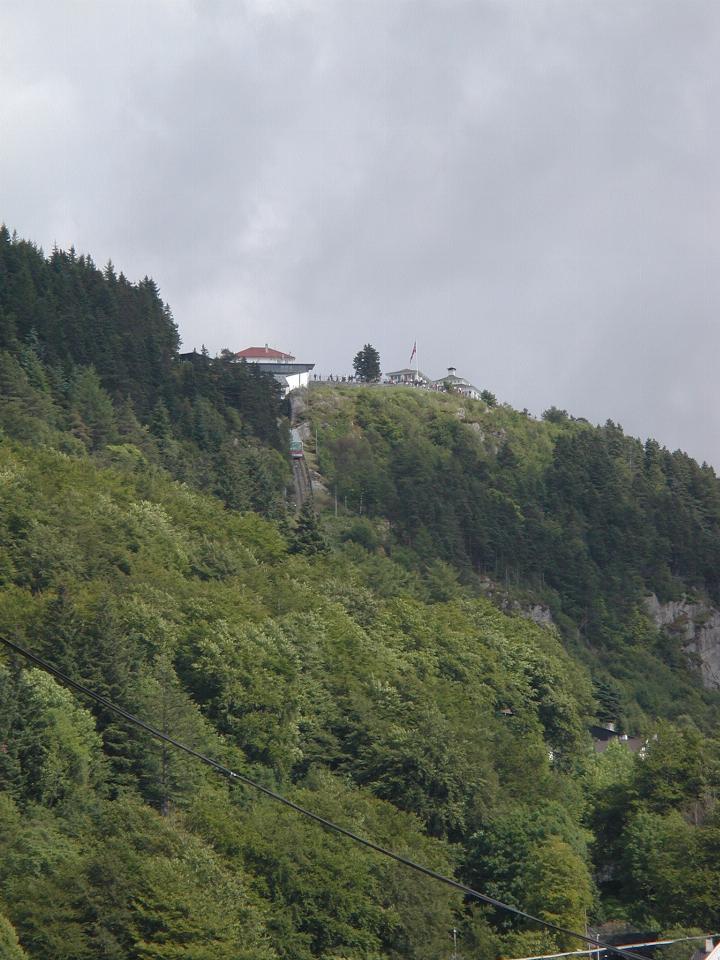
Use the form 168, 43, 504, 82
352, 344, 381, 382
0, 913, 28, 960
68, 367, 117, 449
290, 502, 327, 555
134, 653, 215, 814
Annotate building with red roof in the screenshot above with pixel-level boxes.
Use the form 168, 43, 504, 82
235, 344, 314, 395
236, 345, 296, 363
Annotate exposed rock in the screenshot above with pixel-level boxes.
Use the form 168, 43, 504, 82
289, 392, 306, 422
475, 575, 554, 628
498, 596, 554, 628
526, 603, 554, 627
309, 470, 328, 495
645, 594, 720, 689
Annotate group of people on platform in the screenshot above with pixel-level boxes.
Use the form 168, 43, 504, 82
312, 373, 446, 390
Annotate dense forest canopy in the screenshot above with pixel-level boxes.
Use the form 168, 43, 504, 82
2, 228, 720, 959
307, 386, 720, 730
0, 226, 288, 514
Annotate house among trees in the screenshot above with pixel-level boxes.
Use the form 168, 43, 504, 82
386, 367, 429, 385
589, 722, 645, 754
236, 344, 315, 395
431, 367, 482, 400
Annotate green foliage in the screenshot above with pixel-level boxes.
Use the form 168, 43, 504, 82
352, 344, 381, 383
340, 518, 381, 553
0, 229, 289, 515
5, 227, 720, 955
0, 913, 28, 959
290, 503, 328, 556
634, 725, 711, 813
0, 794, 275, 960
542, 406, 570, 423
133, 654, 218, 813
69, 367, 117, 450
593, 678, 623, 725
589, 725, 720, 929
0, 431, 605, 956
660, 929, 707, 960
130, 833, 274, 959
522, 837, 593, 947
229, 772, 458, 960
1, 666, 105, 805
619, 808, 720, 928
305, 386, 720, 729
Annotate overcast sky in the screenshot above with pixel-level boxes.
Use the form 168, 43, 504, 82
1, 0, 718, 464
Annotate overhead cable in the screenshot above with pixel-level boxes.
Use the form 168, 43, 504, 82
0, 635, 643, 960
510, 934, 719, 960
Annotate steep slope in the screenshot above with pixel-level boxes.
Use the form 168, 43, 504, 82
3, 230, 720, 957
0, 227, 289, 516
1, 397, 719, 957
303, 385, 720, 732
0, 437, 598, 958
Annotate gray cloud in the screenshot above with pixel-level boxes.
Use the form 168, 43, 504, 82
1, 0, 719, 463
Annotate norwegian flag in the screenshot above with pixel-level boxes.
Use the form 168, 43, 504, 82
409, 341, 417, 363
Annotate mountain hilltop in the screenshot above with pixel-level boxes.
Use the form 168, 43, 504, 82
302, 384, 720, 715
2, 229, 720, 958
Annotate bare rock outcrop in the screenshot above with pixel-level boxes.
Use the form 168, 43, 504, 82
645, 594, 720, 689
526, 603, 554, 627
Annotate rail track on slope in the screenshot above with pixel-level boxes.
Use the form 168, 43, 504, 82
292, 454, 312, 510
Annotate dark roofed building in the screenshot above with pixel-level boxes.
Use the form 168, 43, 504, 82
179, 349, 210, 364
590, 723, 645, 754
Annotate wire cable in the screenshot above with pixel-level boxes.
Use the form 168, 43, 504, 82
510, 934, 719, 960
0, 634, 643, 960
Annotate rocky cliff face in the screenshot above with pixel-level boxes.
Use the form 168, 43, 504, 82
646, 594, 720, 689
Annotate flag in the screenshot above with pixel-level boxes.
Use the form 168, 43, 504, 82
410, 341, 417, 363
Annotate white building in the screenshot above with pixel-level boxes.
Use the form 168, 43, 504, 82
430, 367, 482, 400
385, 367, 429, 385
236, 345, 315, 395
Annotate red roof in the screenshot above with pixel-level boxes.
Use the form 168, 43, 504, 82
236, 345, 295, 361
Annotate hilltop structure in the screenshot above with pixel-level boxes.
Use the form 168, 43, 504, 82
236, 345, 296, 364
431, 367, 482, 400
236, 344, 315, 395
313, 362, 484, 398
386, 367, 429, 385
181, 344, 315, 396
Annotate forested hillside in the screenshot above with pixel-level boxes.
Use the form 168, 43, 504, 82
306, 387, 720, 731
0, 226, 288, 515
2, 229, 720, 959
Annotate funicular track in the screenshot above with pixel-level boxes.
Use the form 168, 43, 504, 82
292, 453, 312, 509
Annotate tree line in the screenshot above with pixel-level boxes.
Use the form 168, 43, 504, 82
2, 228, 720, 956
308, 386, 720, 732
0, 226, 289, 514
